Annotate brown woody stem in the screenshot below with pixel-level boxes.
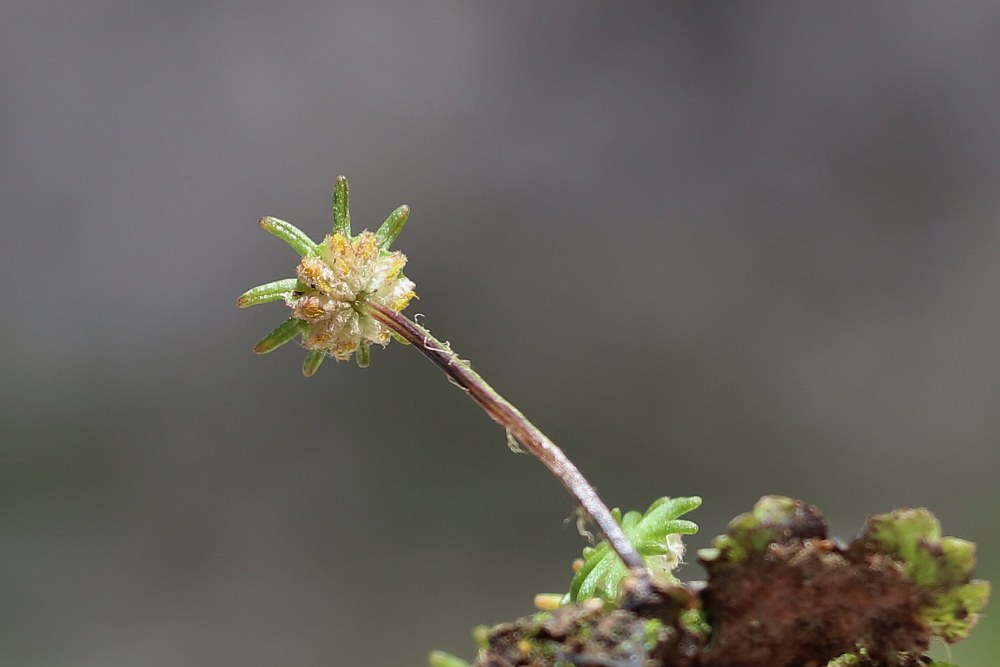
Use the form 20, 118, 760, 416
367, 302, 648, 577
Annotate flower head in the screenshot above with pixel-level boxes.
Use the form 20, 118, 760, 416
292, 231, 415, 359
237, 176, 415, 374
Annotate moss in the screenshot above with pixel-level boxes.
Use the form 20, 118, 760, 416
826, 652, 862, 667
854, 508, 991, 643
698, 495, 827, 564
476, 599, 663, 667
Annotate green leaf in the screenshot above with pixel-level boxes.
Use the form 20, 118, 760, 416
356, 343, 371, 368
333, 175, 351, 236
259, 217, 318, 257
375, 204, 410, 249
253, 318, 306, 354
428, 651, 471, 667
237, 278, 300, 308
302, 349, 326, 377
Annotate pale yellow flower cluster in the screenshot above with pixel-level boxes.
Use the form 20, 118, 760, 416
290, 231, 415, 360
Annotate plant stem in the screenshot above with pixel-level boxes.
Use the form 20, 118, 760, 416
367, 302, 648, 576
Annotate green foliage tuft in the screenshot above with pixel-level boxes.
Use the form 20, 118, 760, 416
565, 496, 701, 605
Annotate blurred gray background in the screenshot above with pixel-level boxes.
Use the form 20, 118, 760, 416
2, 2, 997, 666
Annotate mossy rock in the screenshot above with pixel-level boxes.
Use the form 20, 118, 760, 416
459, 497, 988, 667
